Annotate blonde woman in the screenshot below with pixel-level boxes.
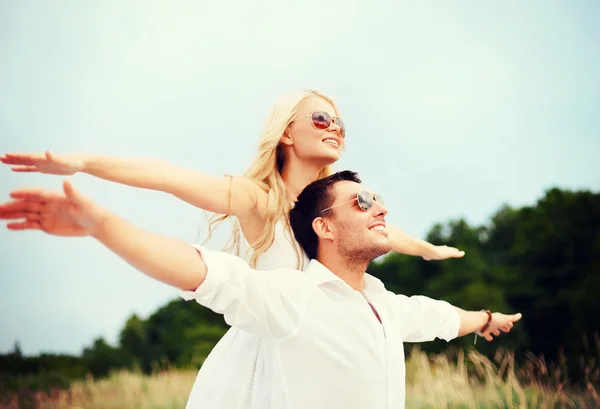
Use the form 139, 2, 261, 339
1, 90, 463, 266
1, 89, 464, 408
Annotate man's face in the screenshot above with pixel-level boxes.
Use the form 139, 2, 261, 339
323, 181, 391, 263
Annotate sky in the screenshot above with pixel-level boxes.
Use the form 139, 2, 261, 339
0, 1, 598, 356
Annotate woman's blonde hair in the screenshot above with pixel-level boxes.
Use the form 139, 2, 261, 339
206, 89, 340, 268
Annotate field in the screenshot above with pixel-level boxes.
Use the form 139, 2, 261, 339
4, 348, 599, 409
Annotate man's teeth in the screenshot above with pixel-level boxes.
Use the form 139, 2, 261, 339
370, 225, 385, 231
323, 139, 339, 147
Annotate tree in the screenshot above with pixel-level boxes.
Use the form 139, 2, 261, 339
119, 314, 147, 369
81, 337, 126, 377
11, 341, 23, 359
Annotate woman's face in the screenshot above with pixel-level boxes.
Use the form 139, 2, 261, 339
284, 96, 345, 167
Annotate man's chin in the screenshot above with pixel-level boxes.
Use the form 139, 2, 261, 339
366, 239, 392, 259
377, 243, 393, 258
372, 233, 391, 248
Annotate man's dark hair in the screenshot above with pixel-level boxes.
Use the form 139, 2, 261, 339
289, 170, 362, 260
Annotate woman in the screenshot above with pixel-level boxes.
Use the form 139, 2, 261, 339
1, 90, 463, 265
1, 89, 464, 408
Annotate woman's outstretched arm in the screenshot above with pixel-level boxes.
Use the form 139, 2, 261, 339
387, 226, 465, 260
1, 151, 266, 219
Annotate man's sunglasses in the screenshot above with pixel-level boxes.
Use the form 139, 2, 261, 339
319, 191, 385, 215
295, 111, 346, 138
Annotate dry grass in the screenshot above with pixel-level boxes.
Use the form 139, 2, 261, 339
4, 349, 599, 409
405, 348, 598, 408
1, 370, 195, 409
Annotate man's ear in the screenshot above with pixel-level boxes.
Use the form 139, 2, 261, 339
312, 216, 335, 241
280, 129, 293, 146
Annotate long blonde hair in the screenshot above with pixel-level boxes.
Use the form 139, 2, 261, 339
206, 89, 340, 268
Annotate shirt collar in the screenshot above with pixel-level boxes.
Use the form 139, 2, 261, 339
304, 260, 387, 294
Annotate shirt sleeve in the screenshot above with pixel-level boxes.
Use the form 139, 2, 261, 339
392, 294, 460, 342
179, 244, 308, 341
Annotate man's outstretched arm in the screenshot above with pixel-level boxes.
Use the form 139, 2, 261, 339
0, 180, 306, 339
93, 209, 207, 291
393, 294, 522, 343
453, 307, 522, 341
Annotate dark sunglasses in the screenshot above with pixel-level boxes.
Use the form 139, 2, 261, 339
296, 111, 346, 138
319, 191, 385, 215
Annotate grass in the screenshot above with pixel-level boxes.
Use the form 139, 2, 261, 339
405, 348, 599, 408
3, 349, 599, 409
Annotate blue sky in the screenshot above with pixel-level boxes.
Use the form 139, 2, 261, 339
0, 1, 598, 355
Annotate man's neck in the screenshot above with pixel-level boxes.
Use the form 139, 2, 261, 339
317, 253, 370, 292
280, 157, 323, 202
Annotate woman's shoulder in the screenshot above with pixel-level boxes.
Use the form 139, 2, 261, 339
238, 220, 308, 270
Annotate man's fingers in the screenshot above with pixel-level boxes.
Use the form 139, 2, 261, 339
26, 212, 42, 221
492, 329, 501, 336
0, 211, 31, 220
0, 201, 25, 213
512, 313, 522, 322
0, 201, 43, 220
7, 221, 41, 230
24, 201, 43, 213
0, 201, 45, 220
63, 180, 89, 207
0, 200, 42, 212
62, 180, 82, 204
0, 211, 26, 220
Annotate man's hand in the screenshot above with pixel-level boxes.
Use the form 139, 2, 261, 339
0, 180, 107, 236
480, 312, 522, 342
0, 151, 84, 175
422, 245, 466, 261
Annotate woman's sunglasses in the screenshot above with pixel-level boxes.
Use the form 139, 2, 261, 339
319, 191, 385, 215
295, 111, 346, 138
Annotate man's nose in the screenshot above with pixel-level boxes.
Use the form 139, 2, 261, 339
372, 200, 388, 217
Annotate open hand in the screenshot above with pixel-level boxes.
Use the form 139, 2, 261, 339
480, 312, 522, 342
0, 180, 106, 236
423, 245, 466, 261
0, 151, 84, 175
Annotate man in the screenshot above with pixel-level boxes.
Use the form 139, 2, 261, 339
0, 170, 521, 409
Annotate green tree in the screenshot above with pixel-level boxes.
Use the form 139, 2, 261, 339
489, 189, 600, 365
82, 337, 126, 377
119, 313, 147, 369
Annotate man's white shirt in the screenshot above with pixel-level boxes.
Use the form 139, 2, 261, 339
180, 245, 460, 409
